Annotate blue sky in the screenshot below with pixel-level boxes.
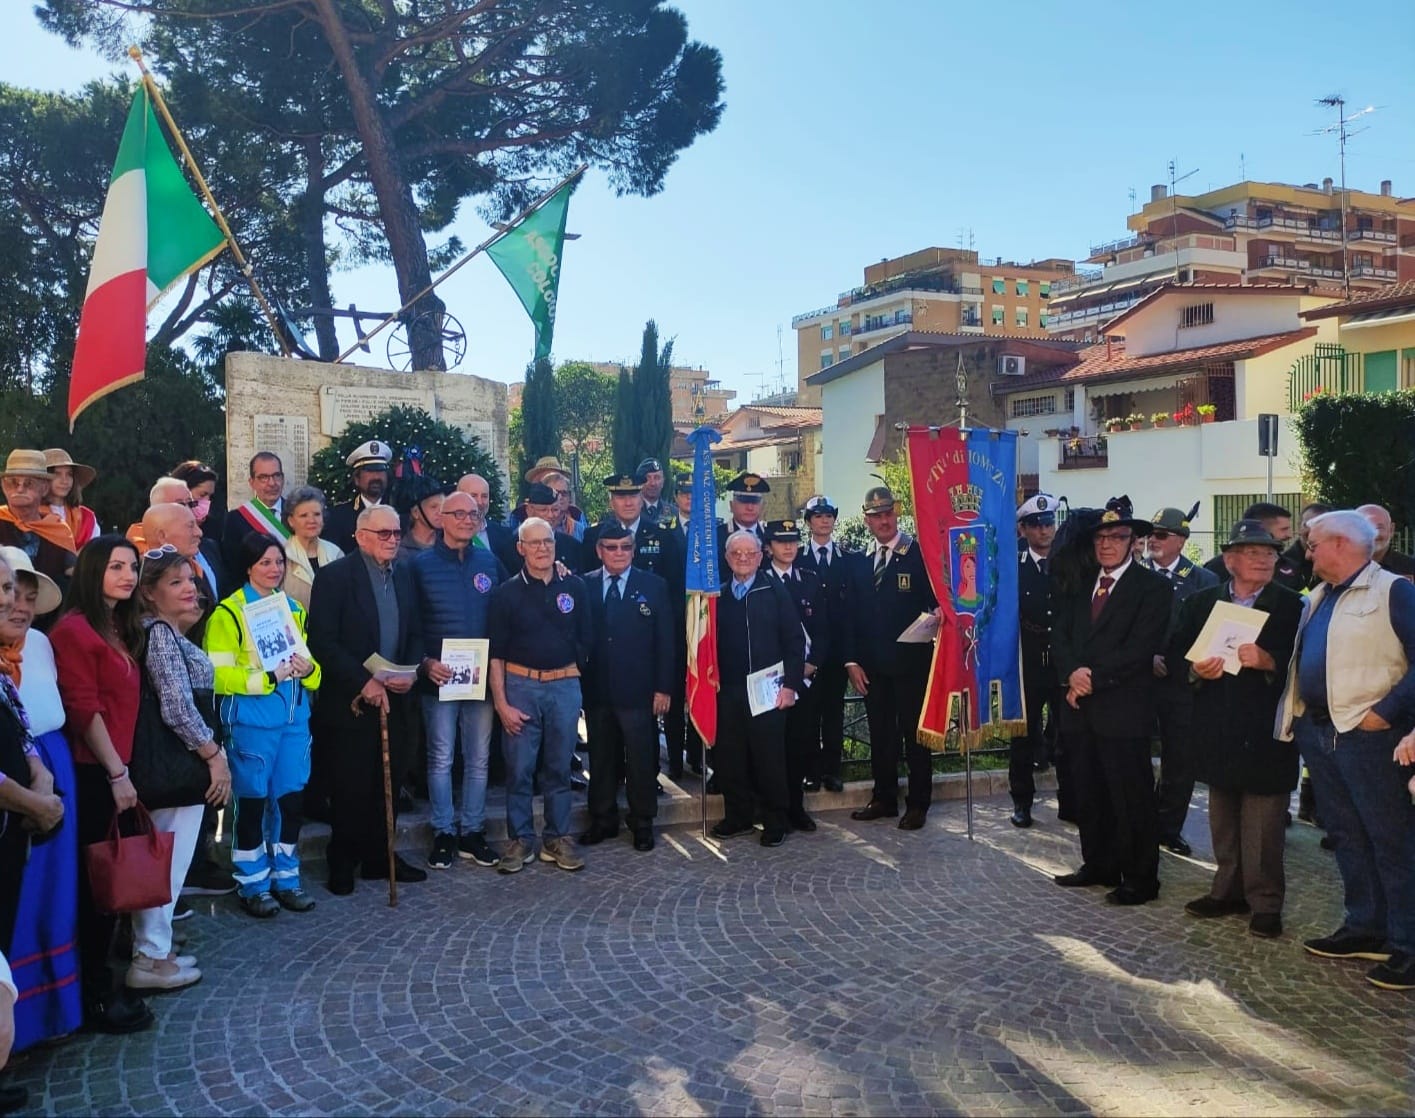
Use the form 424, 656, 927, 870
12, 0, 1415, 401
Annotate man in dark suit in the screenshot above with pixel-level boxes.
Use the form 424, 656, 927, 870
636, 457, 669, 526
457, 473, 516, 564
844, 486, 939, 831
306, 503, 428, 895
1051, 499, 1172, 905
520, 482, 583, 573
579, 524, 674, 851
323, 440, 393, 554
661, 475, 701, 778
715, 472, 770, 567
1012, 493, 1063, 829
584, 473, 683, 589
1143, 506, 1219, 855
711, 529, 806, 847
764, 519, 830, 832
795, 495, 851, 793
221, 452, 287, 576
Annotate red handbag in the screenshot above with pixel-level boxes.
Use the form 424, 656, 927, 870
82, 801, 175, 914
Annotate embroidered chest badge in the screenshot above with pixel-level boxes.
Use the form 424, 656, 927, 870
897, 573, 911, 591
556, 592, 575, 614
639, 603, 652, 616
473, 573, 492, 593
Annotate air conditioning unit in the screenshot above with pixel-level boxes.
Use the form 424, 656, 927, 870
998, 355, 1025, 376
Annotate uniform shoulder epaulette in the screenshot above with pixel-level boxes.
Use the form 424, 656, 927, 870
894, 533, 914, 556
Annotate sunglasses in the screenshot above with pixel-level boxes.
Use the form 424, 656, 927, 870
598, 542, 634, 552
142, 543, 179, 561
1149, 530, 1174, 541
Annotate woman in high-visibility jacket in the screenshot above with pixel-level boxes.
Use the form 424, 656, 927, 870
204, 532, 321, 918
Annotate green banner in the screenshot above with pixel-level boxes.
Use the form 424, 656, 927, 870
487, 179, 575, 360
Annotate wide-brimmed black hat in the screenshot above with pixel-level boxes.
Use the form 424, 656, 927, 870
1220, 519, 1285, 551
1079, 494, 1152, 539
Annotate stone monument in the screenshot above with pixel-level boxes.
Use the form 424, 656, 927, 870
224, 352, 509, 492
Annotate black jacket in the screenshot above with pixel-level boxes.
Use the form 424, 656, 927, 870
716, 572, 806, 692
769, 564, 830, 669
584, 518, 683, 599
1018, 549, 1055, 688
1167, 581, 1303, 794
322, 495, 391, 556
795, 540, 852, 668
581, 567, 675, 710
1052, 562, 1172, 738
495, 527, 581, 576
841, 535, 937, 677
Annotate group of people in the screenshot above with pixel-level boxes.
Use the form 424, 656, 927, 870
1009, 492, 1415, 993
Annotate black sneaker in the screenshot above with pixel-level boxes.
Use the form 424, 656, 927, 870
1366, 951, 1415, 991
427, 832, 457, 870
1303, 928, 1391, 961
458, 832, 499, 867
710, 820, 754, 840
172, 899, 193, 922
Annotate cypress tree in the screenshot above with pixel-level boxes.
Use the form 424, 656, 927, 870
520, 356, 559, 486
612, 368, 637, 477
631, 319, 675, 470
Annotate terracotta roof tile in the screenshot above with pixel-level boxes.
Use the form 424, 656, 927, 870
1301, 279, 1415, 320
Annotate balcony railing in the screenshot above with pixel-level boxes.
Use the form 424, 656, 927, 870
1256, 255, 1309, 270
1059, 436, 1108, 470
1289, 344, 1364, 409
1223, 213, 1258, 230
1293, 227, 1344, 244
791, 304, 837, 327
1349, 228, 1397, 244
1088, 234, 1147, 257
1257, 215, 1310, 232
838, 273, 960, 306
1351, 264, 1398, 279
858, 312, 912, 334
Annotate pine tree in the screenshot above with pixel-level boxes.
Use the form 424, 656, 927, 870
612, 368, 637, 477
631, 320, 675, 471
520, 356, 559, 488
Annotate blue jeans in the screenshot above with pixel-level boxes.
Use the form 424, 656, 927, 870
502, 674, 581, 841
422, 695, 494, 835
1295, 716, 1415, 954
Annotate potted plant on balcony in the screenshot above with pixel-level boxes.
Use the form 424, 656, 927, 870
1126, 412, 1146, 431
1173, 402, 1198, 427
1196, 404, 1217, 424
1103, 417, 1128, 434
1151, 411, 1170, 428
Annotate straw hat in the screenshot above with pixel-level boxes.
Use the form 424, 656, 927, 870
2, 449, 53, 480
0, 546, 63, 615
525, 456, 570, 484
43, 448, 97, 489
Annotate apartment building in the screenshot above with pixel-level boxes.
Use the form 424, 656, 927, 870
1048, 178, 1412, 341
791, 247, 1076, 404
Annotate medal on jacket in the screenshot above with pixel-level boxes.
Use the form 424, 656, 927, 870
556, 593, 575, 613
898, 574, 911, 591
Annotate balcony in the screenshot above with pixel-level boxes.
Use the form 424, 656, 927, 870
1255, 254, 1310, 272
837, 273, 960, 306
1050, 269, 1104, 294
1288, 344, 1364, 409
1059, 436, 1108, 470
1350, 264, 1398, 280
1349, 228, 1397, 244
1257, 215, 1310, 233
858, 311, 912, 335
1223, 213, 1259, 231
791, 304, 837, 327
1293, 226, 1344, 245
961, 285, 983, 295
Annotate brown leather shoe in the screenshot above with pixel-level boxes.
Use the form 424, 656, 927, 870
897, 808, 928, 831
850, 800, 898, 821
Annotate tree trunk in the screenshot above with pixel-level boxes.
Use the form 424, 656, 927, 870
300, 136, 339, 361
310, 0, 445, 371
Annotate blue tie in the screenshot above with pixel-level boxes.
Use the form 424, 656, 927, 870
607, 575, 621, 603
733, 580, 749, 601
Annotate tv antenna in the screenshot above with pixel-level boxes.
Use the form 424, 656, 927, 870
1167, 160, 1199, 269
1314, 95, 1377, 297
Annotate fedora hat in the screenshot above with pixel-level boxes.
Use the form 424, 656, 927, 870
1219, 519, 1285, 551
0, 546, 62, 615
2, 450, 53, 480
43, 448, 97, 489
525, 456, 570, 484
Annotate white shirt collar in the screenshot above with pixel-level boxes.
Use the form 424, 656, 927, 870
771, 562, 794, 579
873, 532, 903, 555
1028, 548, 1048, 565
1156, 556, 1182, 574
1093, 556, 1133, 592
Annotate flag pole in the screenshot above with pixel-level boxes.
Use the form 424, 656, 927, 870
127, 48, 289, 356
334, 164, 588, 364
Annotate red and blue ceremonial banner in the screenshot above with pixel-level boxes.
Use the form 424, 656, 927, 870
907, 427, 1024, 750
684, 427, 721, 747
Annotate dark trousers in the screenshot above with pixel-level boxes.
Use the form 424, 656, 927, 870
715, 685, 788, 832
664, 643, 702, 774
864, 669, 932, 811
74, 762, 119, 1000
1071, 728, 1160, 890
327, 714, 398, 873
1010, 678, 1061, 808
786, 681, 823, 813
586, 705, 659, 830
0, 811, 27, 953
808, 661, 848, 782
1154, 679, 1196, 841
1208, 786, 1289, 915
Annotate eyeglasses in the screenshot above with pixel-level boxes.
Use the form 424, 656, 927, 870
253, 472, 285, 484
1149, 530, 1173, 541
359, 528, 403, 541
550, 489, 570, 499
521, 538, 556, 548
178, 499, 199, 509
443, 509, 479, 522
599, 542, 634, 552
1094, 531, 1132, 543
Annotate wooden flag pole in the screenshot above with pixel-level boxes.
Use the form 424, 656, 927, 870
334, 164, 587, 364
127, 47, 289, 356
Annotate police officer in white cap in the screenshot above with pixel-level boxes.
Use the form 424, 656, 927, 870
324, 440, 393, 554
1012, 493, 1064, 827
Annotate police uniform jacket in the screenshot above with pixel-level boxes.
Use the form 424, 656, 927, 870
1145, 555, 1219, 635
1018, 550, 1055, 688
769, 563, 830, 670
585, 518, 683, 598
841, 534, 937, 677
323, 494, 386, 556
716, 520, 767, 570
796, 540, 851, 668
581, 567, 674, 710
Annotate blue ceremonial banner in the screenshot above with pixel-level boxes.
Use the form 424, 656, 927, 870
908, 426, 1023, 750
684, 427, 721, 594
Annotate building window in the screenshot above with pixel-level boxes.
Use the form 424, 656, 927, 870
991, 278, 1005, 295
1039, 313, 1050, 328
838, 346, 851, 360
1009, 395, 1058, 419
1015, 308, 1028, 328
821, 323, 833, 341
819, 353, 833, 370
1179, 302, 1214, 329
1064, 388, 1075, 410
1040, 282, 1051, 298
1016, 280, 1029, 297
992, 305, 1004, 325
839, 320, 851, 336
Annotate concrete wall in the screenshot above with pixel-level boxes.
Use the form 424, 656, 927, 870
225, 352, 508, 496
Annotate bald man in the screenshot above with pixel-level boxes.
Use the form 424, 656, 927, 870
127, 477, 194, 551
1358, 504, 1415, 580
141, 501, 217, 635
457, 473, 516, 572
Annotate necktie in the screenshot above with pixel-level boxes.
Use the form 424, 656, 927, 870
607, 575, 621, 603
1038, 556, 1048, 575
874, 545, 889, 589
1161, 566, 1174, 581
818, 545, 829, 567
1091, 574, 1115, 622
733, 580, 749, 601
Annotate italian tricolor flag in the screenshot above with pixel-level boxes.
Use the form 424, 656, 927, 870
68, 85, 225, 428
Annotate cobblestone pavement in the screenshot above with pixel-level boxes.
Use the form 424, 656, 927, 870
8, 789, 1412, 1117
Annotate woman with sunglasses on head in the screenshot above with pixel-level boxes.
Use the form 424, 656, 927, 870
204, 533, 321, 918
0, 548, 81, 1054
42, 450, 99, 550
125, 547, 232, 991
48, 535, 152, 1034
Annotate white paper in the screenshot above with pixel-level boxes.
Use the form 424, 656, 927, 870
362, 653, 420, 685
243, 594, 310, 672
747, 661, 786, 717
897, 611, 941, 644
439, 638, 489, 701
1185, 600, 1269, 675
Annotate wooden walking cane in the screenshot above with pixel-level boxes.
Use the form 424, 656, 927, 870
379, 705, 397, 908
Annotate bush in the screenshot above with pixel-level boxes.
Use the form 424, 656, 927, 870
837, 513, 916, 552
1292, 390, 1415, 527
307, 405, 506, 518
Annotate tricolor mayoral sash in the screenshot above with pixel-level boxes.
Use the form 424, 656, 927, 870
906, 426, 1024, 751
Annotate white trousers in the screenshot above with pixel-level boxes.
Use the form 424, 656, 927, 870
131, 802, 204, 960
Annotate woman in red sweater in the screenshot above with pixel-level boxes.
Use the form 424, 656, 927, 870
50, 535, 149, 1036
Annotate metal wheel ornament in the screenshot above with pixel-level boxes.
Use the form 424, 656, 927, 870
386, 310, 467, 372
